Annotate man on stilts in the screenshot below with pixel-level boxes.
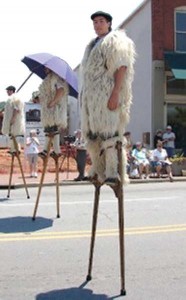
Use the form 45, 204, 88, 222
2, 85, 25, 154
80, 11, 136, 295
38, 67, 69, 159
80, 11, 136, 185
2, 85, 29, 198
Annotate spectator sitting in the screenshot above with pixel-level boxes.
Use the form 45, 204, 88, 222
152, 141, 173, 182
124, 131, 133, 152
131, 141, 150, 179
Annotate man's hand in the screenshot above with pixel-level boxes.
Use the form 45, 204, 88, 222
107, 66, 127, 111
47, 87, 64, 108
107, 91, 119, 111
47, 100, 56, 108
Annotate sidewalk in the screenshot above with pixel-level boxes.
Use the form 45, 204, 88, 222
0, 171, 186, 189
0, 171, 81, 189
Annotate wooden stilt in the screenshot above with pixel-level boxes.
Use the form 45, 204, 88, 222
7, 136, 30, 199
116, 142, 126, 296
86, 182, 101, 281
7, 153, 15, 198
32, 135, 53, 220
32, 133, 61, 220
86, 142, 126, 295
12, 136, 30, 199
54, 156, 60, 218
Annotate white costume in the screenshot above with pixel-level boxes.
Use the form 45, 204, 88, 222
39, 72, 69, 154
80, 30, 135, 183
2, 94, 25, 151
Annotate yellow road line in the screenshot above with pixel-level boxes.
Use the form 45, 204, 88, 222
0, 224, 186, 242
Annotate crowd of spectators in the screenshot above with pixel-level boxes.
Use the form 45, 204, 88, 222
125, 126, 175, 182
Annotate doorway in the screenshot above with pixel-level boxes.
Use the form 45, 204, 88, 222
167, 103, 186, 155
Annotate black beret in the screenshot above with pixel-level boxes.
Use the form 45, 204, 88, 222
6, 85, 16, 92
91, 11, 112, 22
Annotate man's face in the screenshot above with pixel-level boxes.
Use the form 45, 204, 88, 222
93, 16, 110, 37
6, 89, 14, 96
44, 67, 51, 75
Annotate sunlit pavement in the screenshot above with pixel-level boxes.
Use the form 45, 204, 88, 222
0, 171, 186, 189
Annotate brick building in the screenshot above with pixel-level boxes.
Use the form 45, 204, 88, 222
117, 0, 186, 152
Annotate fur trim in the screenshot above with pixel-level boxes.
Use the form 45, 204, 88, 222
39, 72, 69, 128
100, 136, 124, 152
80, 30, 136, 138
2, 95, 25, 136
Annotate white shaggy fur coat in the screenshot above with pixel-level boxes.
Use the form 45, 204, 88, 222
80, 30, 136, 183
2, 94, 25, 136
39, 72, 69, 129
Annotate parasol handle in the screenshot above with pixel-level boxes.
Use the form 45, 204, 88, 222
16, 72, 33, 93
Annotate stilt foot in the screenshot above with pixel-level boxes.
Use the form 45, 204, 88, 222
32, 217, 36, 221
7, 195, 10, 198
57, 214, 60, 218
86, 274, 92, 281
27, 195, 30, 199
120, 289, 126, 296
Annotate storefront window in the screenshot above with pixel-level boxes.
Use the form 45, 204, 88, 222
166, 76, 186, 95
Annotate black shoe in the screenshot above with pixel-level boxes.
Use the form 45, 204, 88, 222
104, 177, 119, 186
169, 176, 174, 182
74, 176, 83, 181
38, 150, 47, 158
50, 151, 62, 159
7, 150, 20, 156
44, 125, 59, 134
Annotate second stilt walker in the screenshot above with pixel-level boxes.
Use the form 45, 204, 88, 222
2, 85, 25, 152
38, 68, 69, 159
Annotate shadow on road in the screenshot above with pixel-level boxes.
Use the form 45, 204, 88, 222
0, 197, 10, 202
0, 216, 53, 233
36, 281, 122, 300
36, 287, 109, 300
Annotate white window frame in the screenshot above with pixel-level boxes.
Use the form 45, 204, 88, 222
174, 7, 186, 53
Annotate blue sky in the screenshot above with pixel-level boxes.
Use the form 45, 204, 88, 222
0, 0, 144, 102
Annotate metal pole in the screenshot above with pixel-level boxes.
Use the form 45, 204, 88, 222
16, 73, 33, 93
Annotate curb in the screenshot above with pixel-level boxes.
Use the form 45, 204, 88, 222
0, 177, 186, 190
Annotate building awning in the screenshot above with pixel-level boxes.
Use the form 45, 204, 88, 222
164, 51, 186, 79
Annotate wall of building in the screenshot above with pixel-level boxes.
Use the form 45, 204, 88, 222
122, 0, 152, 145
151, 0, 186, 145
